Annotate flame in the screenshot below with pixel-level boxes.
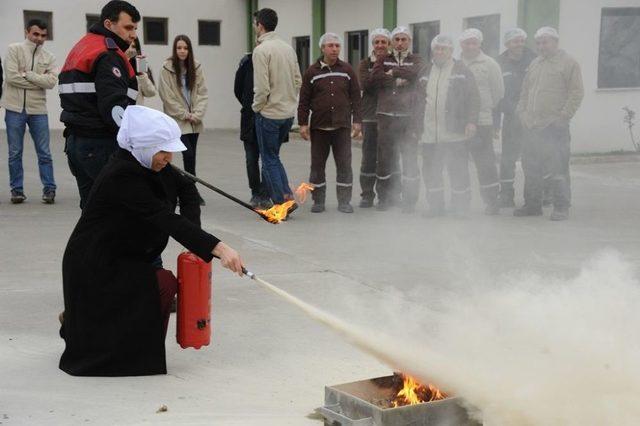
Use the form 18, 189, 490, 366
392, 374, 448, 407
294, 182, 315, 204
255, 200, 297, 224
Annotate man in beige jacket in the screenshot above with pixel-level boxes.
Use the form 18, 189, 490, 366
460, 28, 504, 215
515, 27, 583, 221
1, 19, 57, 204
251, 8, 302, 207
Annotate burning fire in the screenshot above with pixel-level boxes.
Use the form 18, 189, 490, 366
255, 200, 297, 224
294, 182, 315, 203
392, 374, 448, 407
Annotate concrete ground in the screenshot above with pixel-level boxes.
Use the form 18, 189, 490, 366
1, 129, 639, 425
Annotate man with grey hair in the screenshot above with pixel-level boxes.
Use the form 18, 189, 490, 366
515, 27, 583, 221
460, 28, 504, 215
416, 34, 480, 217
297, 32, 362, 213
357, 28, 393, 208
371, 26, 424, 213
494, 28, 536, 207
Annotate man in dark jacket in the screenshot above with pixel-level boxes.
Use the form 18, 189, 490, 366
417, 34, 481, 217
494, 28, 536, 207
59, 0, 140, 209
357, 28, 392, 208
234, 53, 271, 209
298, 33, 362, 213
371, 26, 424, 212
59, 106, 243, 377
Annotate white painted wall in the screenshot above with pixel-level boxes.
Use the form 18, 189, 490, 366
559, 0, 640, 152
0, 0, 246, 130
258, 0, 312, 54
325, 0, 384, 61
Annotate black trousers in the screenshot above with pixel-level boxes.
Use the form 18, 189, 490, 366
522, 124, 571, 210
309, 128, 353, 204
468, 126, 499, 208
422, 141, 471, 213
360, 122, 378, 201
181, 133, 199, 175
65, 134, 117, 209
499, 113, 524, 201
243, 137, 264, 197
376, 115, 419, 206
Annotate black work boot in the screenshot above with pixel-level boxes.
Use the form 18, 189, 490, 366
359, 197, 374, 208
311, 185, 326, 213
336, 185, 353, 213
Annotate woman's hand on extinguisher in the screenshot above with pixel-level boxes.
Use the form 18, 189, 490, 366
212, 242, 244, 276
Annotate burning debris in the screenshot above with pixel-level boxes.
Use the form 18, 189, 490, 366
254, 183, 314, 224
389, 372, 448, 408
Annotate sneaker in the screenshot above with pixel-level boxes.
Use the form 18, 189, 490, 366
359, 198, 374, 208
311, 203, 325, 213
513, 206, 543, 217
10, 190, 26, 204
549, 209, 569, 221
249, 195, 261, 208
484, 204, 500, 216
42, 190, 56, 204
258, 197, 273, 209
338, 203, 354, 213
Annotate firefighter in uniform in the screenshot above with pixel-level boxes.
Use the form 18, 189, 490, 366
357, 28, 393, 208
298, 33, 362, 213
59, 1, 141, 208
371, 26, 424, 213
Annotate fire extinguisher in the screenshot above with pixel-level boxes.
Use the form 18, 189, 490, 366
176, 252, 212, 349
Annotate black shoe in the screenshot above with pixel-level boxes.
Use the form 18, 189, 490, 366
338, 203, 354, 213
549, 208, 569, 221
359, 198, 374, 208
484, 204, 500, 216
499, 197, 516, 208
42, 190, 56, 204
311, 203, 325, 213
258, 197, 274, 209
10, 190, 26, 204
376, 200, 390, 211
249, 195, 261, 208
513, 206, 543, 217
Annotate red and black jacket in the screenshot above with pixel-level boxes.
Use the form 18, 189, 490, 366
59, 24, 138, 138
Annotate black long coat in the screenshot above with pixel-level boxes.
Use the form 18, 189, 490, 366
59, 149, 219, 376
234, 53, 255, 143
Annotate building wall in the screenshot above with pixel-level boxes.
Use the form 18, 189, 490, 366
325, 0, 384, 62
258, 0, 312, 53
0, 0, 246, 130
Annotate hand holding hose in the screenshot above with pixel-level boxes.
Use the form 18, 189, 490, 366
212, 242, 244, 276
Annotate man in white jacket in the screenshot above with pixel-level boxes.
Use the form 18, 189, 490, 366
460, 28, 504, 215
1, 19, 57, 204
251, 8, 302, 209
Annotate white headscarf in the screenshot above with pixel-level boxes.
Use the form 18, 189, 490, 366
117, 105, 186, 170
535, 26, 559, 40
319, 32, 343, 48
370, 28, 391, 46
391, 26, 411, 39
460, 28, 483, 43
504, 28, 527, 44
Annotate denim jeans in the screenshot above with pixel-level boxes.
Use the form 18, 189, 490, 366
254, 113, 293, 204
65, 134, 117, 209
5, 109, 56, 192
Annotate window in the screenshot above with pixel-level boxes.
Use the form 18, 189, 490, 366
86, 14, 100, 33
598, 8, 640, 89
143, 17, 168, 45
464, 14, 500, 58
198, 20, 221, 46
23, 10, 53, 40
347, 30, 368, 70
294, 36, 310, 74
412, 21, 440, 62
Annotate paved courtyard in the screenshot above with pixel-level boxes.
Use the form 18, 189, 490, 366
1, 129, 639, 425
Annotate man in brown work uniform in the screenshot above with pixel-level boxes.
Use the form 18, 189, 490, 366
371, 26, 424, 213
357, 28, 392, 208
298, 32, 362, 213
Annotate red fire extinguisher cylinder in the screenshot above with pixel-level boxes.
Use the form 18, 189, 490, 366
176, 252, 212, 349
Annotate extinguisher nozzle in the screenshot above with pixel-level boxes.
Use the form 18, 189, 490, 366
242, 267, 255, 279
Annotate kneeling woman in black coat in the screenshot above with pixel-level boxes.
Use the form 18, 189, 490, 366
59, 106, 243, 377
